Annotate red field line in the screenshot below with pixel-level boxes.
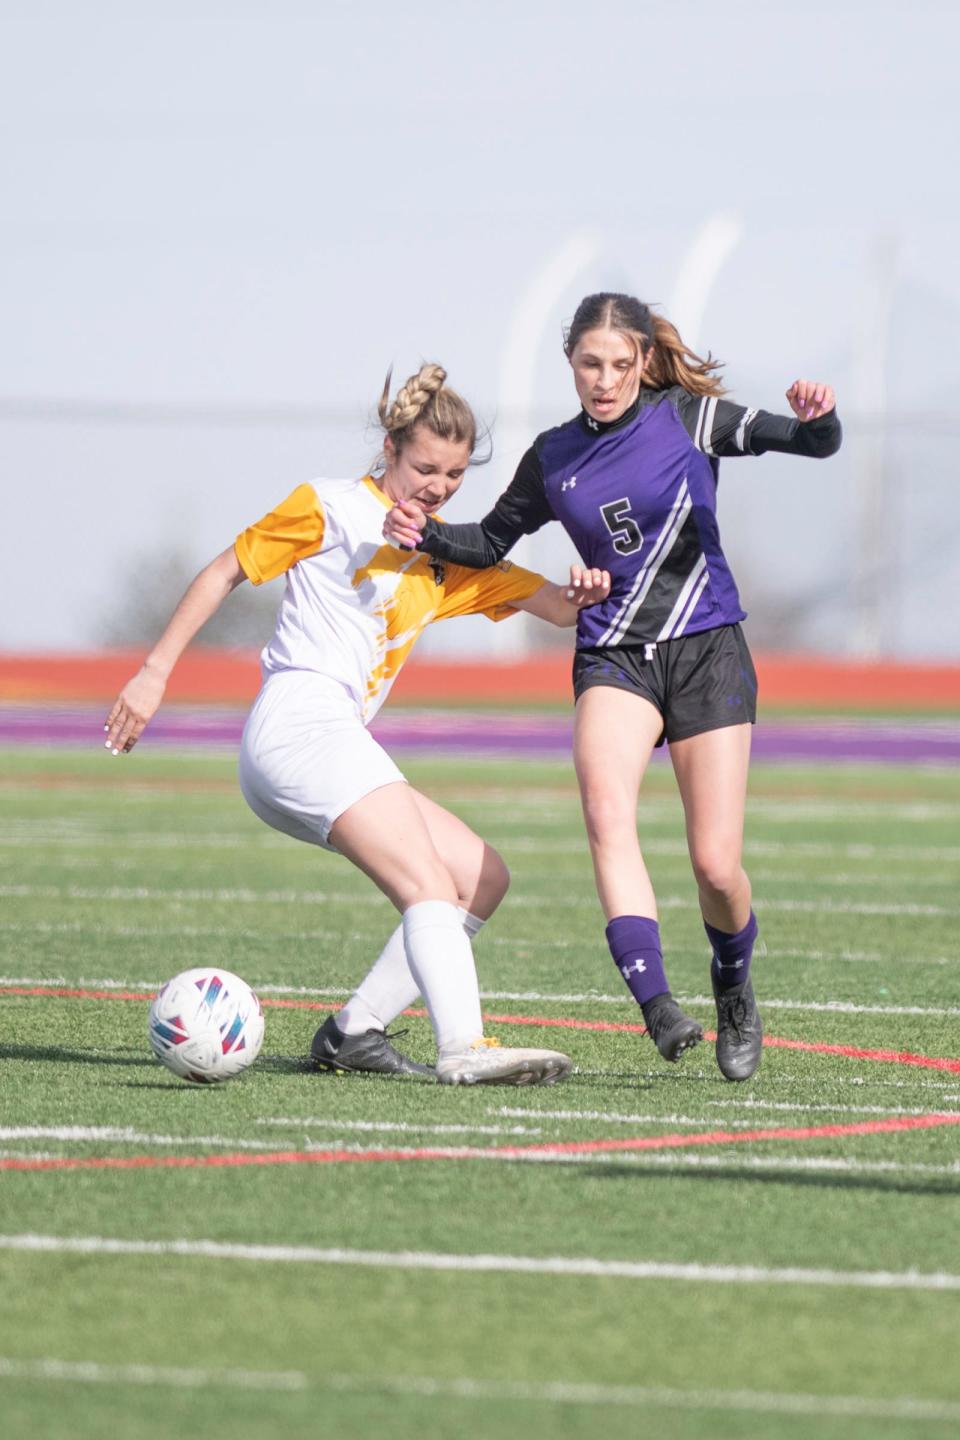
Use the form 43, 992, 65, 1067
3, 1112, 960, 1175
5, 984, 960, 1075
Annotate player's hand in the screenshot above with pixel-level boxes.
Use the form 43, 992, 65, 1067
786, 380, 835, 421
384, 498, 428, 551
103, 666, 167, 754
565, 564, 612, 607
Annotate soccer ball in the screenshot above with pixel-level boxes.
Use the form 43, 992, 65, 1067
148, 968, 265, 1084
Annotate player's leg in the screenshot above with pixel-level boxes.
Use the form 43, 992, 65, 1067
670, 723, 763, 1080
330, 785, 571, 1086
573, 685, 702, 1061
334, 789, 508, 1039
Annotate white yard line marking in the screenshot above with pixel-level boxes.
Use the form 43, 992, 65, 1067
255, 1118, 542, 1137
255, 1113, 749, 1131
1, 885, 956, 916
4, 937, 952, 965
0, 1127, 289, 1150
4, 975, 959, 1019
494, 1102, 960, 1125
0, 1358, 956, 1421
7, 829, 960, 869
326, 1373, 960, 1422
2, 1234, 959, 1292
526, 1152, 960, 1177
0, 1357, 306, 1392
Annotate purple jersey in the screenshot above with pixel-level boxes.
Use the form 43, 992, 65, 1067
415, 386, 842, 648
539, 398, 745, 647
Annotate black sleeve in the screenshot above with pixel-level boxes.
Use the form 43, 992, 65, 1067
671, 388, 843, 460
415, 445, 554, 567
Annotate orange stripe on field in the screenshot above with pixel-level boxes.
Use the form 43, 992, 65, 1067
4, 984, 960, 1074
2, 650, 960, 708
2, 1112, 960, 1174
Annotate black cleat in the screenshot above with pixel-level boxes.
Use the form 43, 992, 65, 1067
310, 1015, 434, 1077
712, 974, 763, 1081
641, 994, 704, 1062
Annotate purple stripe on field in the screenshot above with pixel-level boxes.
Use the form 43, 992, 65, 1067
2, 705, 960, 764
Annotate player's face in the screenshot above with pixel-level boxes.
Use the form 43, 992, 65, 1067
381, 428, 471, 514
569, 327, 646, 424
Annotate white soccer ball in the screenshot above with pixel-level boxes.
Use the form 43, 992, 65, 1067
148, 967, 265, 1084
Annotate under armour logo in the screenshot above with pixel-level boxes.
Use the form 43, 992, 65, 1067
619, 959, 647, 981
561, 477, 577, 491
586, 416, 600, 431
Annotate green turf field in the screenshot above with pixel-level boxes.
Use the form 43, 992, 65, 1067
1, 744, 959, 1439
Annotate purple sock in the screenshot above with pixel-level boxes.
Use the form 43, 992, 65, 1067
605, 916, 670, 1007
705, 911, 758, 992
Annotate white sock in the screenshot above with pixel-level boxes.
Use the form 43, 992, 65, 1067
337, 908, 486, 1036
402, 900, 483, 1053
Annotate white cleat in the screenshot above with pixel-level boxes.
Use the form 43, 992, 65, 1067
436, 1037, 573, 1087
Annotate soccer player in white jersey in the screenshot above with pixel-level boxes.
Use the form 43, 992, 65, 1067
104, 363, 610, 1086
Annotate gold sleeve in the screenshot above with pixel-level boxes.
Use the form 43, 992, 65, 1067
436, 558, 545, 623
234, 484, 326, 586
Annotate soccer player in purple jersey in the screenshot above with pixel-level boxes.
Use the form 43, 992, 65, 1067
384, 293, 842, 1082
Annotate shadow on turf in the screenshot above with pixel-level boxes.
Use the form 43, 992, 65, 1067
0, 1043, 155, 1068
573, 1162, 960, 1198
0, 1046, 427, 1086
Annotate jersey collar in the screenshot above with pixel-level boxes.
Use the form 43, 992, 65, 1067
577, 391, 643, 436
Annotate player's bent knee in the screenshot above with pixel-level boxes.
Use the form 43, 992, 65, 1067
690, 849, 745, 901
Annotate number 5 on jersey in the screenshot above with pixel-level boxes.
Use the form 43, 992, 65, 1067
600, 498, 643, 556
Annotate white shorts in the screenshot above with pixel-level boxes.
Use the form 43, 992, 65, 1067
238, 670, 406, 852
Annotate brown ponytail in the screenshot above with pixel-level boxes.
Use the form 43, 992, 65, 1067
642, 314, 726, 397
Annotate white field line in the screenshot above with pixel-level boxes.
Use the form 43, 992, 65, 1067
2, 1235, 959, 1293
254, 1118, 542, 1137
0, 1122, 543, 1146
744, 800, 960, 822
510, 1152, 960, 1178
1, 1359, 957, 1423
768, 1073, 960, 1094
3, 787, 958, 820
0, 1357, 306, 1392
0, 1127, 293, 1151
1, 883, 956, 916
27, 854, 960, 892
572, 1068, 960, 1096
3, 933, 955, 966
7, 830, 960, 866
493, 1103, 960, 1126
322, 1373, 960, 1423
3, 973, 958, 1019
254, 1113, 763, 1132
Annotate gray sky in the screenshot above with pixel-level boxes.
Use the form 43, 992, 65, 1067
2, 0, 959, 657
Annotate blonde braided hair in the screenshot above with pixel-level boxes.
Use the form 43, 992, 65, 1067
377, 362, 478, 457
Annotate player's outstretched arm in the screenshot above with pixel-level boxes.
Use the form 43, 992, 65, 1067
103, 545, 247, 755
514, 565, 612, 627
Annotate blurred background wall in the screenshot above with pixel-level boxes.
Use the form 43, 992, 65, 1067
2, 0, 958, 662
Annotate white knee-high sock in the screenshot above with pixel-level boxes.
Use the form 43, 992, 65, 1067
337, 907, 486, 1035
402, 900, 483, 1053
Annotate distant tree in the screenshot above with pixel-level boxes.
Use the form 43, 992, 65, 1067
93, 550, 279, 649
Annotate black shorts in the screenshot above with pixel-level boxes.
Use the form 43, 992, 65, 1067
572, 623, 758, 747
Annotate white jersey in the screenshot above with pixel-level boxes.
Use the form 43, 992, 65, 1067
235, 475, 545, 723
